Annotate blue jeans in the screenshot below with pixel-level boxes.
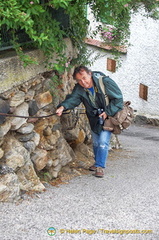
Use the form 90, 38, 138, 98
91, 130, 112, 168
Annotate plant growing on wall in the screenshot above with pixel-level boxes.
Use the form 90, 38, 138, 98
0, 0, 159, 70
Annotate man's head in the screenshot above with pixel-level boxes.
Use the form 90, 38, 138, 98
73, 65, 93, 88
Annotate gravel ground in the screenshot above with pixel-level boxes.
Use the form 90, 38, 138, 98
0, 124, 159, 240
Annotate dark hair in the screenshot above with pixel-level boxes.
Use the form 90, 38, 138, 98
73, 65, 91, 80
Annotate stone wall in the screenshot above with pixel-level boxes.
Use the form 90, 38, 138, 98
0, 38, 122, 203
0, 70, 95, 202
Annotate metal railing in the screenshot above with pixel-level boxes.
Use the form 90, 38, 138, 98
0, 7, 69, 51
0, 26, 31, 51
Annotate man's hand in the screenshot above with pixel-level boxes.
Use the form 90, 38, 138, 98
56, 106, 65, 116
99, 111, 107, 120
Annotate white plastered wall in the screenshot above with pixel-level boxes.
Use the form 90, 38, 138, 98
87, 8, 159, 117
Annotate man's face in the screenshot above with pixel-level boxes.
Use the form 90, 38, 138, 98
75, 70, 93, 88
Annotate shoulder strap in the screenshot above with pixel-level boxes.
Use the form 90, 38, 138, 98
98, 76, 109, 106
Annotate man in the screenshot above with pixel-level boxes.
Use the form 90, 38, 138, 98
56, 66, 123, 177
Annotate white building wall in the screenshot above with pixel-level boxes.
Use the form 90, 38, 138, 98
87, 9, 159, 117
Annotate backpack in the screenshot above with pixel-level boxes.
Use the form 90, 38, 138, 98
109, 101, 134, 133
98, 76, 134, 134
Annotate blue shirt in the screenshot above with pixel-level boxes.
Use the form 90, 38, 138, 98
88, 87, 94, 95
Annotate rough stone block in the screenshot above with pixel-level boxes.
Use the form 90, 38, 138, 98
35, 91, 52, 109
0, 173, 20, 202
9, 91, 25, 107
31, 148, 48, 171
10, 102, 29, 130
0, 98, 10, 124
28, 100, 39, 116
